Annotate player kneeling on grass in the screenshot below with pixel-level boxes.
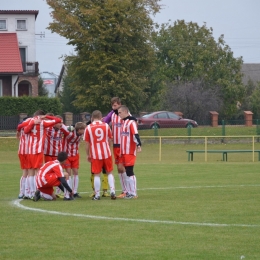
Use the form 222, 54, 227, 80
33, 152, 74, 201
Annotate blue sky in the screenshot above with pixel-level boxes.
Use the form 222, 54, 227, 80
2, 0, 260, 75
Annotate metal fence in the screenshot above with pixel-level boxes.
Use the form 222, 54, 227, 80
0, 115, 20, 130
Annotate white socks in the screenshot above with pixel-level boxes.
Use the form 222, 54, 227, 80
19, 176, 26, 196
118, 172, 127, 193
128, 175, 137, 196
108, 173, 115, 194
73, 175, 79, 194
94, 175, 100, 197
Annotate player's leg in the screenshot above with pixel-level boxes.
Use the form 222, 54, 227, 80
114, 147, 127, 198
124, 155, 137, 199
101, 167, 109, 197
72, 155, 81, 198
91, 159, 102, 200
89, 172, 95, 197
104, 157, 116, 200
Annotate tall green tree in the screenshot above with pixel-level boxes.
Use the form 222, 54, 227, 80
46, 0, 161, 113
154, 20, 245, 118
59, 75, 82, 114
38, 77, 49, 97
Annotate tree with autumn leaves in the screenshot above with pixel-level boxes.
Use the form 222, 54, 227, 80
47, 0, 245, 119
46, 0, 161, 114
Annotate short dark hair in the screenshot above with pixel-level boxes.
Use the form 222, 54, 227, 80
34, 110, 45, 116
57, 152, 68, 162
111, 97, 121, 105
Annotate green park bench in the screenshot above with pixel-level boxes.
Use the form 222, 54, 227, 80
186, 150, 260, 162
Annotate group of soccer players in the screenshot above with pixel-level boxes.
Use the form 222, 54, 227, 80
17, 97, 142, 201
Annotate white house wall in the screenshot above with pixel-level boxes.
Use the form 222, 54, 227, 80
0, 13, 36, 62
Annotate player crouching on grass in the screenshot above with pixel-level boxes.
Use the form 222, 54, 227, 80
33, 152, 74, 201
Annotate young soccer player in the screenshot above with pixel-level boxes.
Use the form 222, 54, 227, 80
84, 110, 116, 200
102, 97, 128, 198
17, 110, 62, 199
118, 105, 142, 199
62, 122, 86, 199
33, 152, 74, 201
17, 116, 31, 199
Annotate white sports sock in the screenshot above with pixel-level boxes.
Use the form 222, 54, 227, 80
64, 179, 71, 198
108, 174, 115, 194
128, 175, 137, 196
40, 192, 53, 200
73, 175, 79, 194
28, 176, 35, 196
94, 175, 100, 197
25, 177, 30, 197
19, 176, 26, 196
119, 172, 127, 193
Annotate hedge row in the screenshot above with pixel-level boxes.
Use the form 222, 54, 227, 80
0, 97, 62, 116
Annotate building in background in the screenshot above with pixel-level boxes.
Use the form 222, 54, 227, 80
0, 10, 39, 97
40, 71, 58, 98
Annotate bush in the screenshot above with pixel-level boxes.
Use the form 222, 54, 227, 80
0, 97, 62, 116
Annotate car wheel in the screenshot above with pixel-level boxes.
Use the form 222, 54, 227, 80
151, 123, 160, 129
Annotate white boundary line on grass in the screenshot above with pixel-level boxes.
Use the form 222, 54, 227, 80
12, 183, 260, 228
12, 200, 259, 228
79, 184, 260, 194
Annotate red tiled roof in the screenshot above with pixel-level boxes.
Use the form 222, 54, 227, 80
0, 10, 38, 19
0, 33, 23, 73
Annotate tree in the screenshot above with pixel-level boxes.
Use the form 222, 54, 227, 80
59, 75, 82, 114
38, 77, 49, 97
161, 80, 223, 124
153, 20, 245, 118
46, 0, 161, 114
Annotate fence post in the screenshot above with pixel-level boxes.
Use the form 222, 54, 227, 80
187, 121, 192, 137
221, 119, 225, 143
154, 121, 158, 136
63, 112, 73, 126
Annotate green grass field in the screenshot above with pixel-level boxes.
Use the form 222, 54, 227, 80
1, 137, 260, 259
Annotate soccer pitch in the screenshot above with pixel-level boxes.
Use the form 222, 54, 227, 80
1, 138, 260, 259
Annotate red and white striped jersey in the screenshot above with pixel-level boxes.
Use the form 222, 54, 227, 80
18, 128, 29, 155
24, 117, 61, 155
44, 127, 63, 156
62, 126, 82, 157
120, 119, 139, 155
83, 120, 112, 159
111, 112, 123, 145
35, 160, 64, 188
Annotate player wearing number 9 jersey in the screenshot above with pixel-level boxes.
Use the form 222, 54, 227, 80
84, 110, 116, 200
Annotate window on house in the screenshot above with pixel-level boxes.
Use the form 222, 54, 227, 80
0, 80, 2, 97
16, 19, 26, 30
0, 19, 7, 30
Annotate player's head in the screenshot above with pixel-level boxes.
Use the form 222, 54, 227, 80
111, 97, 121, 110
57, 152, 68, 164
33, 110, 45, 116
46, 112, 54, 116
75, 122, 86, 135
54, 115, 63, 130
91, 110, 102, 121
118, 105, 129, 119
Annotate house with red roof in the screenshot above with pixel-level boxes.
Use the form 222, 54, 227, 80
0, 10, 39, 97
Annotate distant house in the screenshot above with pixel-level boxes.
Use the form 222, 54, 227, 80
0, 10, 39, 97
242, 63, 260, 85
